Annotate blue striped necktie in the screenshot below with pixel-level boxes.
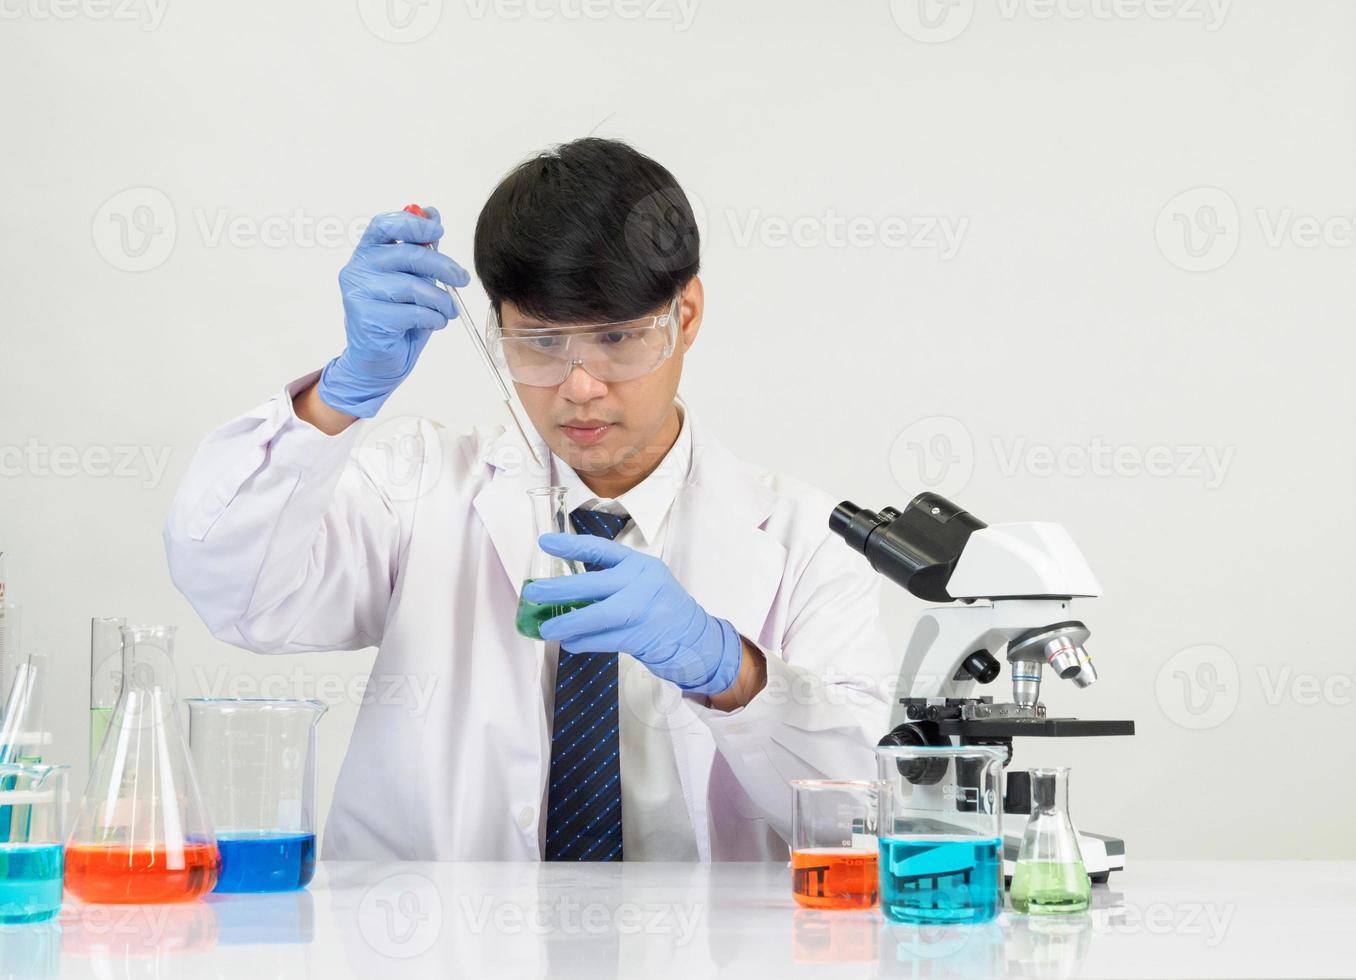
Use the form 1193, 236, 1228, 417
543, 507, 630, 861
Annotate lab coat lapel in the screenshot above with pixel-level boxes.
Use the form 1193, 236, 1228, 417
665, 415, 785, 646
663, 414, 788, 861
471, 424, 552, 592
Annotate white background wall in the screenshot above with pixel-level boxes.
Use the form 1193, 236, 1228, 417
1, 0, 1351, 859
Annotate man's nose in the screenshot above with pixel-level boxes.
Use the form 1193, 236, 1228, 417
558, 361, 607, 400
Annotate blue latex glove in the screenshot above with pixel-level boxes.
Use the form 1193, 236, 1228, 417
316, 208, 470, 418
524, 533, 744, 696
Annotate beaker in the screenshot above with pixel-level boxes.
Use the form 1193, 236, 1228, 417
790, 779, 880, 910
186, 698, 326, 893
1010, 767, 1091, 914
875, 744, 1005, 924
89, 617, 126, 766
0, 763, 67, 924
516, 485, 591, 640
65, 625, 219, 903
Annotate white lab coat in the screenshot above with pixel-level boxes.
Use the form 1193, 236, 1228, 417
164, 373, 894, 861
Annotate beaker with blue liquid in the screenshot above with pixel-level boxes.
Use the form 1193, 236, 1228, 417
0, 763, 67, 924
186, 698, 326, 893
875, 744, 1005, 925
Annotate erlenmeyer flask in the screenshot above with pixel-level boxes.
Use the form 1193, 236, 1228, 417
65, 625, 219, 903
1010, 767, 1091, 914
515, 485, 591, 640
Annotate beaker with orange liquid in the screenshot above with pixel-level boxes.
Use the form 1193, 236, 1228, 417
790, 779, 881, 910
65, 625, 219, 903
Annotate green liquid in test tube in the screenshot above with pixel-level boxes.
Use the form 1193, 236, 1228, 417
89, 618, 125, 766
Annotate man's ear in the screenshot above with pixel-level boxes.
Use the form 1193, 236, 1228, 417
678, 276, 704, 350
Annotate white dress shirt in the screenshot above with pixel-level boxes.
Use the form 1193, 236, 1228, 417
542, 402, 699, 860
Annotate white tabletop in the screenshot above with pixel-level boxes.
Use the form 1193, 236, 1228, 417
6, 860, 1352, 978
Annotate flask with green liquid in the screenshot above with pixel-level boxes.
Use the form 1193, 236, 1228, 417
1010, 767, 1091, 914
516, 486, 592, 640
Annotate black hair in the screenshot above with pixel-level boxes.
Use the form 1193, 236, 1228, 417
473, 137, 700, 324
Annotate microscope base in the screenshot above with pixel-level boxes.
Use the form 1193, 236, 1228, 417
1002, 830, 1125, 884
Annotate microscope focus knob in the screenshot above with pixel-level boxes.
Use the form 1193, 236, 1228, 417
878, 722, 950, 785
961, 650, 1000, 684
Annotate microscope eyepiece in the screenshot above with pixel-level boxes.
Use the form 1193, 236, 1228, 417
829, 495, 986, 603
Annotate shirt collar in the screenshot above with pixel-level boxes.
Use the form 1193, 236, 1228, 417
551, 400, 691, 546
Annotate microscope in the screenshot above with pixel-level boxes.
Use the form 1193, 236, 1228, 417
829, 492, 1134, 882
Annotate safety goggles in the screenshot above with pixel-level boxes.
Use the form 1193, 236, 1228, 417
485, 296, 680, 387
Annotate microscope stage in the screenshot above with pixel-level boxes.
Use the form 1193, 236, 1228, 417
937, 717, 1135, 738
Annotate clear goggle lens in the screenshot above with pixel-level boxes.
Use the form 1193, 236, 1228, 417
487, 298, 679, 386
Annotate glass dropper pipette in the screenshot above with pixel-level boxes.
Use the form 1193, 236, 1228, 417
402, 203, 543, 469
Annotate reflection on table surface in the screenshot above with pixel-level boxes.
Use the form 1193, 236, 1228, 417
0, 860, 1348, 979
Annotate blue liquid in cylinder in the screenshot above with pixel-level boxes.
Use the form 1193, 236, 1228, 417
879, 836, 1002, 924
214, 833, 316, 893
0, 843, 63, 924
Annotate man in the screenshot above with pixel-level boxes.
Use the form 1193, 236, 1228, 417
165, 138, 893, 861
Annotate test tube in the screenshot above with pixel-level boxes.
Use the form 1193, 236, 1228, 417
89, 617, 126, 766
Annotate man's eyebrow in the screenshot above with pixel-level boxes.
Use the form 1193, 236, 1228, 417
504, 309, 664, 331
503, 319, 607, 333
505, 319, 548, 329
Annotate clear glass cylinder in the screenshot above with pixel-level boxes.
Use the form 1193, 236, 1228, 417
790, 779, 880, 910
65, 625, 219, 903
0, 763, 67, 924
516, 485, 590, 640
1010, 767, 1091, 914
89, 617, 126, 767
875, 744, 1005, 925
185, 698, 326, 893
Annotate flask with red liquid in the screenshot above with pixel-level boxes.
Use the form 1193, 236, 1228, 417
65, 625, 219, 903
